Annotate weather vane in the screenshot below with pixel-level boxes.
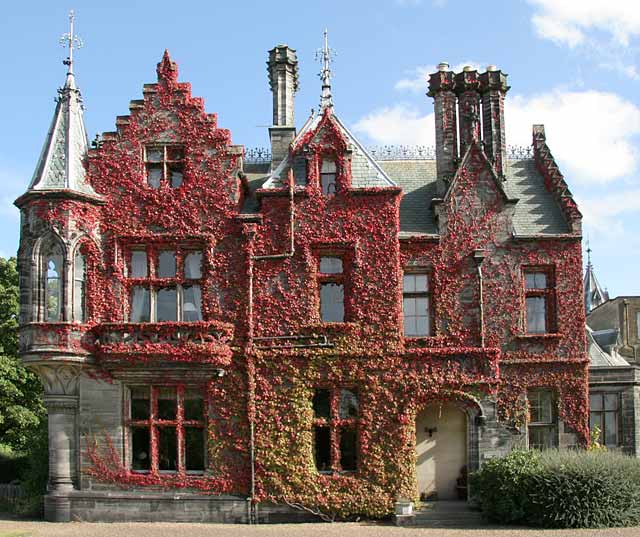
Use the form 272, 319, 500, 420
59, 10, 83, 75
315, 29, 336, 110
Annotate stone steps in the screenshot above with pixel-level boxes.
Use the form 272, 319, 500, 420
395, 501, 485, 528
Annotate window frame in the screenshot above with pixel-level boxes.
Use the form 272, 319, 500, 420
126, 245, 204, 323
589, 392, 620, 448
402, 270, 432, 338
144, 144, 185, 189
125, 385, 207, 475
43, 244, 64, 322
312, 387, 359, 474
527, 389, 558, 450
72, 249, 87, 323
318, 255, 345, 323
523, 266, 557, 335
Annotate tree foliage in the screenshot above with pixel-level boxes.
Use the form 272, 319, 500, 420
0, 257, 44, 451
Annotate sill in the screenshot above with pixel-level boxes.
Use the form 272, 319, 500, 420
516, 333, 562, 340
316, 470, 357, 476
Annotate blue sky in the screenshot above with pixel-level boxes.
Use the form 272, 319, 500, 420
1, 0, 639, 296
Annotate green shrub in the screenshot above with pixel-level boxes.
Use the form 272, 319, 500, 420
471, 449, 640, 528
469, 449, 541, 524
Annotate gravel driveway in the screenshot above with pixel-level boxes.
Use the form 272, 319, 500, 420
1, 520, 640, 537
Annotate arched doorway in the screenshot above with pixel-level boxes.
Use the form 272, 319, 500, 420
415, 402, 467, 500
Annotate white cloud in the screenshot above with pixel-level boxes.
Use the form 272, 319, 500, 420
528, 0, 640, 47
577, 189, 640, 235
356, 88, 640, 185
395, 62, 483, 93
506, 90, 640, 183
353, 104, 435, 146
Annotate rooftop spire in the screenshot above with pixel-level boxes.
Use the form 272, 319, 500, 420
584, 241, 609, 314
59, 10, 83, 89
316, 29, 335, 111
23, 11, 97, 198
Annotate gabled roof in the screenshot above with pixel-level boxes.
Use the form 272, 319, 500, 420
27, 72, 97, 197
261, 110, 396, 190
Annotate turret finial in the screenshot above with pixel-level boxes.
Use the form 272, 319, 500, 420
59, 10, 83, 88
316, 29, 335, 111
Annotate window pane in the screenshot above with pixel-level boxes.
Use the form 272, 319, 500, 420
404, 316, 417, 336
525, 272, 547, 289
415, 297, 428, 315
131, 387, 150, 420
167, 146, 184, 161
73, 280, 85, 323
46, 254, 63, 322
314, 426, 331, 472
339, 389, 358, 419
403, 275, 415, 293
403, 297, 416, 316
414, 274, 428, 292
74, 251, 86, 281
319, 257, 343, 274
184, 251, 202, 279
169, 165, 183, 188
590, 394, 603, 411
131, 427, 150, 471
321, 160, 336, 173
146, 148, 163, 162
589, 413, 601, 439
185, 427, 205, 471
340, 428, 357, 471
313, 389, 331, 420
604, 393, 618, 411
182, 285, 202, 322
157, 387, 177, 420
530, 390, 552, 423
156, 287, 177, 322
604, 412, 618, 447
130, 251, 147, 278
147, 165, 162, 189
184, 389, 204, 421
130, 286, 150, 322
526, 297, 546, 333
157, 251, 176, 278
158, 427, 177, 471
529, 426, 555, 449
415, 316, 429, 336
320, 283, 344, 322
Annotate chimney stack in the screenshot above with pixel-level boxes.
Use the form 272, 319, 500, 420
267, 45, 299, 170
479, 67, 510, 177
428, 63, 458, 196
455, 67, 482, 157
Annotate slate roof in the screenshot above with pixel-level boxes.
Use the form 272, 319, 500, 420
242, 156, 570, 238
587, 326, 629, 367
28, 72, 98, 197
262, 112, 396, 190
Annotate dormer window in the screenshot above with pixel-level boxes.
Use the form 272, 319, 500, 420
144, 145, 184, 189
320, 159, 337, 195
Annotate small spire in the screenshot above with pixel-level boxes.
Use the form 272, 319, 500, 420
586, 236, 592, 267
59, 10, 83, 88
316, 29, 335, 111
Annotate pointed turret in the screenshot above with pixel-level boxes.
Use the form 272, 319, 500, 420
584, 243, 609, 313
21, 11, 98, 199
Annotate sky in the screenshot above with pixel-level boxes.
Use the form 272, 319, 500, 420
0, 0, 639, 296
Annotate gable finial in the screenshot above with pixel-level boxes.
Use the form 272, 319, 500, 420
316, 29, 335, 111
586, 235, 592, 267
59, 10, 83, 87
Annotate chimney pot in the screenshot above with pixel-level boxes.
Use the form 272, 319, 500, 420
486, 65, 498, 72
463, 65, 474, 72
437, 62, 449, 72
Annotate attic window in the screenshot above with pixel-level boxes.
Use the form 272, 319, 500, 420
144, 145, 184, 189
320, 159, 337, 195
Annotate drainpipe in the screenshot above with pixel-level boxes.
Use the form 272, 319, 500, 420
245, 169, 296, 524
473, 250, 486, 348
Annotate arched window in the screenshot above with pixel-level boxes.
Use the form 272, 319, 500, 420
73, 249, 86, 323
44, 244, 64, 322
